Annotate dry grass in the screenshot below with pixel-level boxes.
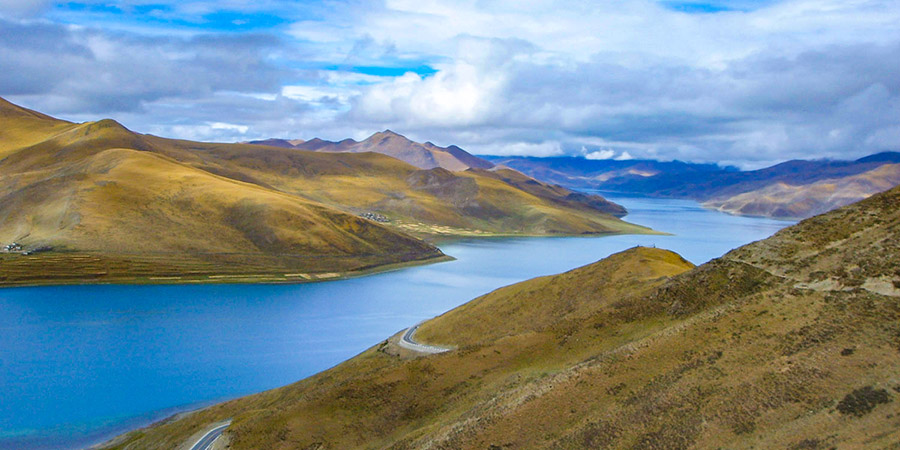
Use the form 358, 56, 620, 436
0, 98, 648, 286
103, 186, 900, 450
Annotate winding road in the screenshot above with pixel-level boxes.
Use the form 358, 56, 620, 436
190, 421, 231, 450
397, 322, 451, 354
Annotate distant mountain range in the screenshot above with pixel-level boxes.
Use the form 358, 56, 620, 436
0, 97, 643, 286
258, 129, 900, 220
486, 153, 900, 219
248, 131, 496, 172
109, 174, 900, 450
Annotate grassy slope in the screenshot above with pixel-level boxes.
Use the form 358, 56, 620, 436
191, 137, 641, 238
0, 98, 650, 286
106, 186, 900, 450
0, 102, 443, 285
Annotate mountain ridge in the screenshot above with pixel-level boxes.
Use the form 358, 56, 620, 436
488, 153, 900, 219
0, 97, 644, 286
249, 129, 496, 172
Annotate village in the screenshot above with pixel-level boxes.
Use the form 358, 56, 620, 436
2, 242, 53, 256
359, 212, 390, 223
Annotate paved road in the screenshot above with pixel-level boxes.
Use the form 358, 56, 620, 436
190, 421, 231, 450
398, 322, 451, 354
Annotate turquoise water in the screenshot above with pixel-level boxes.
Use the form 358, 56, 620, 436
0, 196, 790, 449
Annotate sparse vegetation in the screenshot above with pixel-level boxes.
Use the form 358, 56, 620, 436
0, 97, 649, 287
102, 185, 900, 450
836, 386, 892, 417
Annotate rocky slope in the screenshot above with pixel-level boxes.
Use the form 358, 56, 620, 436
105, 185, 900, 449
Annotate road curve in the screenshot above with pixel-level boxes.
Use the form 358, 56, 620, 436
190, 421, 231, 450
398, 322, 451, 354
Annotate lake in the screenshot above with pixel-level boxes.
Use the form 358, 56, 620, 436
0, 196, 790, 449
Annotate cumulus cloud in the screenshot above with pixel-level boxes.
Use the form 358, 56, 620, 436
0, 0, 898, 167
334, 1, 900, 166
585, 150, 616, 160
0, 19, 295, 114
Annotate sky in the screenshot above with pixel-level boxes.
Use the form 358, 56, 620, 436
0, 0, 898, 168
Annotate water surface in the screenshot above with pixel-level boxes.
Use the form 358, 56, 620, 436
0, 196, 790, 449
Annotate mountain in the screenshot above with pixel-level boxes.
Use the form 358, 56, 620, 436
105, 184, 900, 449
0, 99, 444, 286
705, 163, 900, 219
0, 98, 644, 286
483, 155, 730, 190
250, 130, 496, 171
489, 153, 900, 219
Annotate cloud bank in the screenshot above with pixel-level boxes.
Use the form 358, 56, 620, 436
0, 0, 898, 167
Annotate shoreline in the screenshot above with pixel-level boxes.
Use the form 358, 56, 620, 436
0, 252, 454, 289
0, 226, 662, 289
3, 196, 793, 450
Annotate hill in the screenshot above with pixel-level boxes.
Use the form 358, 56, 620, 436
105, 184, 900, 449
0, 98, 644, 286
0, 100, 445, 285
490, 153, 900, 219
250, 130, 496, 172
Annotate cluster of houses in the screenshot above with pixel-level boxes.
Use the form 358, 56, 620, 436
360, 212, 390, 223
2, 242, 52, 255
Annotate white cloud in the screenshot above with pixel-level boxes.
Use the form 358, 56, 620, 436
282, 85, 351, 104
1, 0, 899, 165
350, 60, 507, 127
585, 150, 616, 160
209, 122, 249, 133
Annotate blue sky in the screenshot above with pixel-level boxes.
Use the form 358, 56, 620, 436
1, 0, 899, 167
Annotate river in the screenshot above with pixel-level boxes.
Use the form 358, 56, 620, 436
0, 195, 790, 449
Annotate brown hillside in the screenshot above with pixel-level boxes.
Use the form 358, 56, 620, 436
0, 98, 647, 286
105, 185, 900, 449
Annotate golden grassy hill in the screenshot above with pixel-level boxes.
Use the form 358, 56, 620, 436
0, 100, 441, 285
0, 98, 646, 286
146, 136, 644, 238
704, 162, 900, 219
105, 185, 900, 449
244, 131, 633, 233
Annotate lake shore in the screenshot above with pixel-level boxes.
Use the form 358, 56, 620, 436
0, 251, 454, 289
0, 196, 790, 450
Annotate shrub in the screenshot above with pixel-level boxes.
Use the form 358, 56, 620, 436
836, 386, 892, 417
